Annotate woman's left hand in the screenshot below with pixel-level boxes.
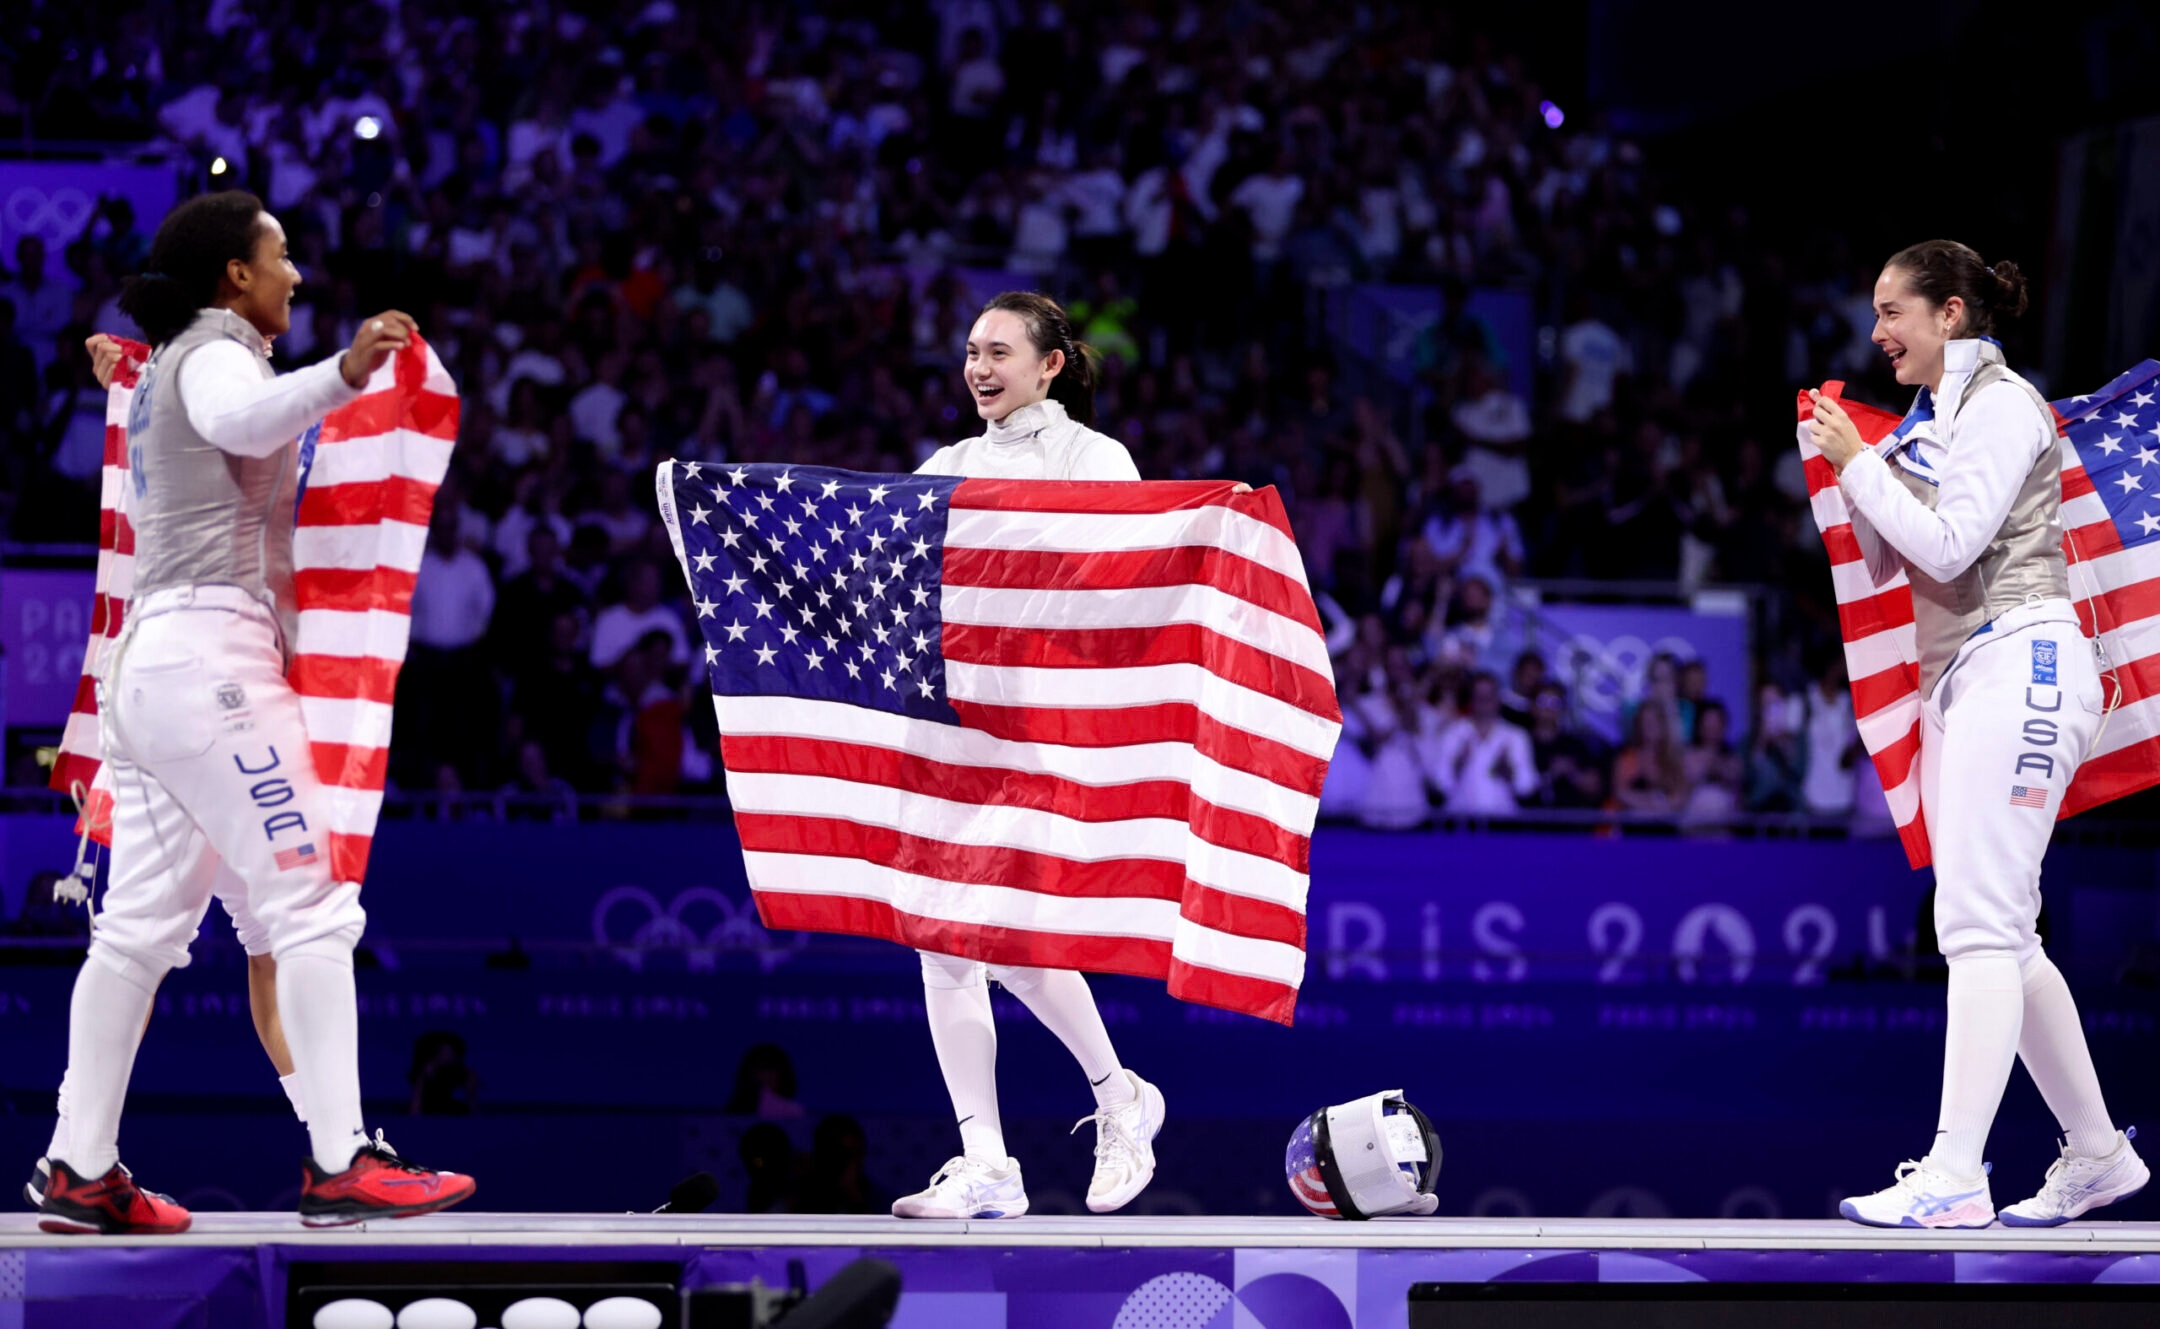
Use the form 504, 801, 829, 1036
1807, 391, 1866, 473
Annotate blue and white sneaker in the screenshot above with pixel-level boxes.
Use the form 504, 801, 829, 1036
2000, 1130, 2148, 1227
1840, 1159, 1995, 1228
891, 1155, 1028, 1220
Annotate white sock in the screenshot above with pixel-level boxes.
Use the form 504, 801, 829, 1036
46, 1070, 73, 1164
276, 943, 366, 1173
56, 954, 159, 1178
921, 954, 1007, 1164
1926, 954, 2024, 1179
997, 967, 1135, 1109
2017, 951, 2119, 1158
279, 1071, 309, 1124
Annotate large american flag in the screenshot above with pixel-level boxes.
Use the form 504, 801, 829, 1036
1798, 360, 2160, 868
657, 461, 1339, 1024
51, 335, 457, 883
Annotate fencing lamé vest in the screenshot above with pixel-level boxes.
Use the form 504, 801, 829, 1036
1888, 344, 2068, 698
126, 308, 303, 649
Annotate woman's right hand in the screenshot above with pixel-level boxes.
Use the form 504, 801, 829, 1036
341, 311, 418, 388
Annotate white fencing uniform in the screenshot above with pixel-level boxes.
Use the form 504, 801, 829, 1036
1838, 336, 2121, 1182
54, 308, 372, 1178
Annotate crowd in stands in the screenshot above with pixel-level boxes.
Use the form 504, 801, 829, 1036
0, 1, 1908, 822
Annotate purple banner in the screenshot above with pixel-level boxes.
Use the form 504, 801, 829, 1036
0, 161, 180, 258
0, 568, 94, 730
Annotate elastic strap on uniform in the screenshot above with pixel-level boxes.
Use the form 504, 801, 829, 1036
56, 779, 104, 917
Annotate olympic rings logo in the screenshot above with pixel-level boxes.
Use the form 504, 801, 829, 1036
3, 186, 98, 248
1550, 632, 1702, 718
590, 885, 804, 973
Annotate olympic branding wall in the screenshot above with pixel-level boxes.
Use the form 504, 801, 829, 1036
9, 815, 2153, 982
0, 162, 178, 260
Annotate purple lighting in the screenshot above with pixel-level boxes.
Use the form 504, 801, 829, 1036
1540, 99, 1565, 129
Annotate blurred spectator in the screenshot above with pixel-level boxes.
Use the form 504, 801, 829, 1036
492, 525, 590, 667
1802, 654, 1863, 817
408, 1031, 480, 1115
400, 504, 500, 789
0, 236, 74, 373
739, 1122, 800, 1214
1427, 671, 1537, 815
1420, 468, 1525, 597
1612, 698, 1688, 814
1680, 699, 1744, 828
1745, 683, 1808, 812
590, 560, 690, 670
1498, 650, 1545, 729
1449, 359, 1532, 512
1527, 683, 1607, 810
794, 1114, 890, 1216
726, 1043, 806, 1119
1435, 575, 1499, 671
1555, 290, 1632, 425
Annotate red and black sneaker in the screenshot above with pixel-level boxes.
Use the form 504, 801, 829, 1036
298, 1131, 475, 1227
38, 1158, 192, 1235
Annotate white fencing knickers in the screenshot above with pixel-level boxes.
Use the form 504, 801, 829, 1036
1919, 600, 2103, 963
91, 586, 366, 986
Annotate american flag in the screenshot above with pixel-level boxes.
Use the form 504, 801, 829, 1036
1283, 1112, 1338, 1216
2009, 786, 2050, 809
51, 335, 457, 883
1797, 359, 2160, 868
657, 461, 1340, 1024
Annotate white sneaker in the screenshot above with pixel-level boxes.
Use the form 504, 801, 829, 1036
1074, 1070, 1166, 1214
24, 1156, 49, 1208
890, 1155, 1028, 1220
2000, 1131, 2149, 1227
1839, 1159, 1995, 1228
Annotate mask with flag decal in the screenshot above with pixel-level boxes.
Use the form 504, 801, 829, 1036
1284, 1090, 1441, 1219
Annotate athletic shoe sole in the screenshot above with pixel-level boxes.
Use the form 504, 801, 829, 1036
299, 1182, 476, 1228
1998, 1171, 2150, 1228
24, 1157, 49, 1209
37, 1211, 192, 1235
1087, 1078, 1168, 1215
1838, 1198, 1995, 1229
891, 1194, 1030, 1220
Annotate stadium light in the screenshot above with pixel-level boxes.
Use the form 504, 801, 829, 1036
209, 156, 229, 176
1539, 100, 1565, 129
354, 115, 382, 140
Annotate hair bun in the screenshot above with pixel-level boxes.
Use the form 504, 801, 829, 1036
1988, 258, 2030, 321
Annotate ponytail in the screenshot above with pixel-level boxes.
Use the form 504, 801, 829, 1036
118, 191, 265, 346
980, 290, 1099, 427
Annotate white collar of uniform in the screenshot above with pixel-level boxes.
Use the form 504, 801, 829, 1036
195, 306, 275, 359
1932, 336, 2004, 422
983, 397, 1067, 445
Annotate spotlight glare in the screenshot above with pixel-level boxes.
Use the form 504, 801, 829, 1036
354, 115, 382, 140
209, 156, 229, 175
1539, 100, 1565, 129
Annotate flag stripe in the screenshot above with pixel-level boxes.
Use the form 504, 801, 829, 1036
946, 505, 1309, 587
720, 732, 1312, 870
741, 848, 1307, 987
722, 769, 1312, 908
939, 621, 1340, 724
943, 582, 1336, 687
711, 695, 1319, 828
941, 544, 1324, 633
945, 660, 1340, 759
751, 886, 1298, 1024
951, 699, 1330, 796
733, 812, 1307, 947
